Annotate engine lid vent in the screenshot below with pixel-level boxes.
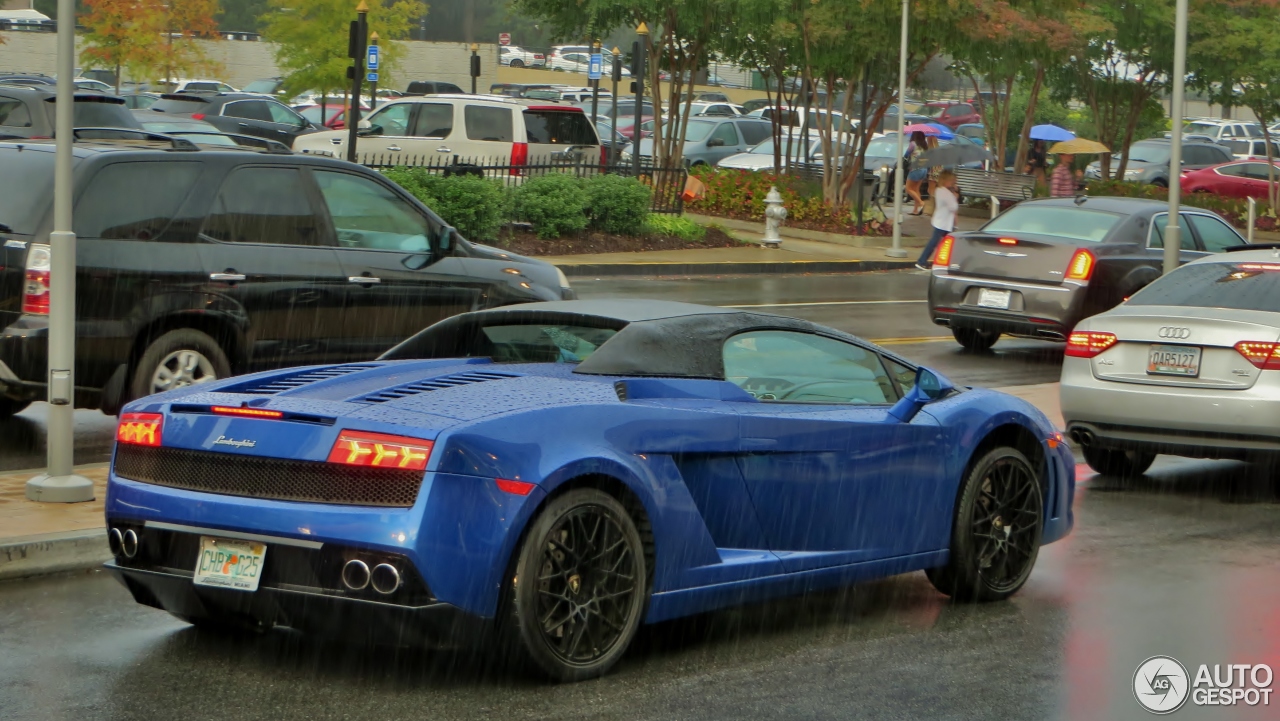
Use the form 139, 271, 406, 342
358, 371, 521, 403
230, 364, 382, 395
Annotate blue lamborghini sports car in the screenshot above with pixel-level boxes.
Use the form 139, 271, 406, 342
105, 300, 1074, 681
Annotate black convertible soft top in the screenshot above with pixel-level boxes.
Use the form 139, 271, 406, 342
380, 300, 815, 379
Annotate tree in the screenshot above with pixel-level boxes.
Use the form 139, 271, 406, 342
218, 0, 270, 32
155, 0, 225, 83
263, 0, 426, 101
80, 0, 163, 92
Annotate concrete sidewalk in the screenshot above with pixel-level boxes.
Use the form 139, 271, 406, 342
0, 383, 1065, 583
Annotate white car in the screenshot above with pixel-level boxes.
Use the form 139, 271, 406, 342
548, 51, 630, 77
718, 130, 869, 171
1165, 119, 1262, 143
499, 45, 546, 68
294, 94, 602, 169
1061, 249, 1280, 477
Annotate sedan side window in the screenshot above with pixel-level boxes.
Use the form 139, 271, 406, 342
223, 101, 273, 122
314, 170, 433, 253
202, 167, 323, 246
412, 103, 454, 138
266, 102, 304, 127
723, 330, 897, 404
709, 122, 739, 147
367, 103, 412, 136
1188, 214, 1244, 253
1149, 213, 1196, 251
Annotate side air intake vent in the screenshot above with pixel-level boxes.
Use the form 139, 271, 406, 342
230, 364, 381, 395
358, 371, 520, 403
614, 381, 628, 401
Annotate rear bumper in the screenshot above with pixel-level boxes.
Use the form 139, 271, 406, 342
928, 271, 1087, 340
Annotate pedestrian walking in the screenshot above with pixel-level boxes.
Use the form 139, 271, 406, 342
1050, 152, 1080, 198
1025, 140, 1048, 190
916, 169, 958, 270
905, 130, 928, 215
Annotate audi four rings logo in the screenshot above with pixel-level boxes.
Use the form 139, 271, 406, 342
1158, 327, 1192, 339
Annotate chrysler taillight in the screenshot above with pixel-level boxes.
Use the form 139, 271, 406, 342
933, 235, 955, 266
117, 412, 164, 447
1065, 249, 1095, 281
22, 243, 51, 315
1065, 331, 1117, 358
327, 430, 433, 470
1234, 341, 1280, 370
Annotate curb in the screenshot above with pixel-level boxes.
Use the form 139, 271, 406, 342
0, 528, 109, 582
558, 259, 915, 277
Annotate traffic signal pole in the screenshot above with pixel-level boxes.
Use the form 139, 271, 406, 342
345, 1, 369, 163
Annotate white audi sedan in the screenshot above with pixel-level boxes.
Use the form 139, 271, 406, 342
1061, 248, 1280, 476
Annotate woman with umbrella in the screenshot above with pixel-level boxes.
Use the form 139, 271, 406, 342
905, 130, 929, 215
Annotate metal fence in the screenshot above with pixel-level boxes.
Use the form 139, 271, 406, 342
362, 153, 688, 216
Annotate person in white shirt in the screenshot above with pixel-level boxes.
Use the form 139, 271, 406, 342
916, 169, 958, 270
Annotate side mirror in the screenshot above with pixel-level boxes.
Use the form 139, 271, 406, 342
706, 137, 725, 147
887, 366, 956, 423
439, 226, 456, 252
356, 119, 374, 135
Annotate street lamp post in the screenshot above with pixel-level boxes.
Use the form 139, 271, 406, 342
1163, 0, 1190, 275
610, 47, 621, 165
470, 43, 480, 95
590, 40, 602, 127
631, 23, 648, 177
345, 1, 369, 163
886, 0, 910, 259
27, 0, 94, 501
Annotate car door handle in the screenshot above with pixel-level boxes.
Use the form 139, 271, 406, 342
386, 145, 402, 152
210, 272, 246, 282
348, 276, 382, 284
436, 146, 451, 153
238, 122, 251, 128
330, 137, 343, 145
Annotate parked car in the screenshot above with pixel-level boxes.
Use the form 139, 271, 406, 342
916, 101, 981, 129
1181, 159, 1280, 198
121, 92, 161, 110
0, 86, 141, 139
1167, 119, 1262, 143
548, 52, 631, 77
0, 136, 574, 418
954, 123, 986, 144
637, 117, 772, 166
1084, 138, 1234, 186
405, 80, 465, 96
1061, 249, 1280, 476
499, 45, 546, 68
969, 92, 1007, 108
73, 78, 113, 93
741, 98, 773, 115
104, 299, 1074, 681
296, 102, 368, 130
692, 91, 730, 102
547, 44, 592, 65
130, 110, 243, 146
0, 73, 55, 88
1221, 138, 1280, 160
165, 78, 238, 94
489, 83, 558, 98
926, 197, 1248, 351
148, 92, 319, 148
718, 130, 854, 171
242, 77, 286, 97
294, 95, 602, 167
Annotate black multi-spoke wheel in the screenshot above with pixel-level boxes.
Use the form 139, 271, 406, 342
927, 447, 1044, 602
505, 488, 647, 681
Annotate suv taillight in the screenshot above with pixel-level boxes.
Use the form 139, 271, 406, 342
511, 141, 528, 176
22, 243, 51, 315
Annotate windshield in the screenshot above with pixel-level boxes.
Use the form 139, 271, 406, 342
865, 136, 902, 158
1129, 261, 1280, 311
481, 324, 618, 363
1185, 121, 1220, 135
298, 106, 337, 124
243, 80, 277, 94
982, 205, 1122, 242
1126, 144, 1171, 164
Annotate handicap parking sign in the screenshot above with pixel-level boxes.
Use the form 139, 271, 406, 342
589, 53, 603, 81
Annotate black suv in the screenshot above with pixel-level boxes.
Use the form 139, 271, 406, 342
0, 137, 574, 418
149, 93, 320, 147
0, 86, 141, 139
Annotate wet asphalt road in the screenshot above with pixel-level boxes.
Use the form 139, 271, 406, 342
4, 270, 1278, 720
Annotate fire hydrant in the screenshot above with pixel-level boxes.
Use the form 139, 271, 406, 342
762, 186, 787, 248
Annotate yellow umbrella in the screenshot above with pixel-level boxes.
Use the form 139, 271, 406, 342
1049, 138, 1110, 154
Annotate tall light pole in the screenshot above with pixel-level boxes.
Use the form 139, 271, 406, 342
1163, 0, 1189, 275
886, 0, 910, 259
27, 0, 94, 502
631, 22, 648, 177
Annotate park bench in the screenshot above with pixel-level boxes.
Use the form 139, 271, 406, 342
953, 168, 1037, 215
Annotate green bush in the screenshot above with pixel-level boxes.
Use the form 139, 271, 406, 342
381, 168, 509, 242
1084, 179, 1275, 230
585, 174, 652, 233
514, 173, 589, 239
642, 214, 707, 241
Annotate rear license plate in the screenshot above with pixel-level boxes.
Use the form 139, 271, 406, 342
193, 536, 266, 592
1147, 344, 1202, 377
976, 288, 1012, 309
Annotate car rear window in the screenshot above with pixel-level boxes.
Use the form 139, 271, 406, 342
1128, 261, 1280, 312
74, 161, 202, 240
45, 98, 142, 129
523, 110, 596, 145
982, 205, 1123, 243
481, 324, 618, 363
0, 148, 55, 234
149, 97, 209, 114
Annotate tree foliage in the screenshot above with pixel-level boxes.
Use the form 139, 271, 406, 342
156, 0, 224, 82
80, 0, 163, 91
262, 0, 425, 98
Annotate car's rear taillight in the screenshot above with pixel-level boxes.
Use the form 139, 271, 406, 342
1234, 341, 1280, 370
1065, 331, 1117, 358
932, 235, 955, 266
22, 243, 51, 315
191, 112, 206, 120
327, 430, 433, 470
117, 412, 164, 447
511, 141, 528, 176
1065, 249, 1095, 281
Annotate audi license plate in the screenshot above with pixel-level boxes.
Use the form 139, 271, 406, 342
193, 536, 266, 592
976, 288, 1011, 309
1147, 344, 1201, 377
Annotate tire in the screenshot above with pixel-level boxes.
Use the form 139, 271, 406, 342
130, 329, 231, 400
510, 59, 525, 68
0, 397, 32, 420
503, 488, 648, 682
952, 327, 1000, 353
1151, 179, 1168, 188
926, 447, 1044, 602
1082, 445, 1155, 478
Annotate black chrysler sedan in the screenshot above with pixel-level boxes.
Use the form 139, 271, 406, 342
0, 136, 572, 419
927, 197, 1248, 351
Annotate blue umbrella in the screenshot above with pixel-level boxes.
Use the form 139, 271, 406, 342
1030, 124, 1075, 142
925, 122, 955, 139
